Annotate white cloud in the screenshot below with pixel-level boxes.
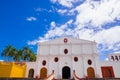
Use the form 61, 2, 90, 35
26, 17, 37, 21
74, 28, 94, 40
57, 9, 67, 14
50, 0, 57, 3
55, 0, 120, 27
28, 40, 38, 45
75, 0, 120, 27
46, 20, 73, 38
28, 19, 74, 44
35, 8, 43, 12
92, 26, 120, 51
92, 26, 120, 44
73, 26, 120, 51
50, 21, 56, 28
67, 19, 73, 24
28, 37, 50, 45
67, 9, 76, 15
35, 7, 56, 13
28, 0, 120, 60
58, 0, 74, 8
51, 0, 79, 8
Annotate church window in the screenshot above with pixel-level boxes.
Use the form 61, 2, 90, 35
74, 57, 78, 62
54, 57, 59, 62
64, 49, 68, 54
111, 56, 114, 61
115, 56, 118, 61
88, 59, 92, 65
64, 38, 68, 43
42, 60, 46, 66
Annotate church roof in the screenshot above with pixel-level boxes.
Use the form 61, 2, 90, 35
38, 37, 96, 45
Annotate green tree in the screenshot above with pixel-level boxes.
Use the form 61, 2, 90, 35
29, 53, 36, 61
21, 46, 36, 61
1, 45, 17, 61
13, 49, 22, 62
1, 45, 36, 62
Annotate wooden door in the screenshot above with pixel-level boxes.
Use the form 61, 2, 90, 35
87, 67, 95, 78
101, 66, 115, 78
40, 67, 47, 79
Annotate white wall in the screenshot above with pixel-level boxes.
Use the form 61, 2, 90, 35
26, 37, 120, 79
25, 62, 38, 78
99, 61, 120, 78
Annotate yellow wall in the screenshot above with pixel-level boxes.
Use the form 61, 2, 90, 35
0, 62, 26, 78
0, 62, 12, 77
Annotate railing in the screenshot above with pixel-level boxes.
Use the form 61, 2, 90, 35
73, 70, 82, 80
87, 78, 120, 80
73, 70, 120, 80
0, 78, 120, 80
44, 70, 55, 80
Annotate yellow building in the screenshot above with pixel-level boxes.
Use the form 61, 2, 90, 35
0, 61, 26, 78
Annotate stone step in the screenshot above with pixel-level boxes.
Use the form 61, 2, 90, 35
54, 79, 75, 80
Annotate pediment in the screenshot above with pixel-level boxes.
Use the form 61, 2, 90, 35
39, 37, 96, 45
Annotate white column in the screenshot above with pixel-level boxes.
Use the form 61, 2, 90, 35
82, 55, 85, 77
70, 43, 74, 78
93, 55, 97, 77
37, 57, 40, 77
58, 45, 61, 79
48, 45, 50, 75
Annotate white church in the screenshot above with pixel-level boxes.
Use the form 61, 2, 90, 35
25, 37, 120, 79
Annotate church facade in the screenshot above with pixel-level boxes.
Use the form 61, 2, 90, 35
25, 37, 120, 79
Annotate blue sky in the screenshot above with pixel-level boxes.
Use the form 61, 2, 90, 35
0, 0, 120, 61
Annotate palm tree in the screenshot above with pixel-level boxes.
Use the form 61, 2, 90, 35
29, 52, 36, 61
13, 49, 22, 62
1, 45, 17, 61
21, 46, 36, 61
1, 45, 36, 62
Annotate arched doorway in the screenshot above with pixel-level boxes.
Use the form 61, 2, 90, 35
40, 67, 47, 79
87, 67, 95, 78
62, 66, 71, 79
28, 69, 34, 78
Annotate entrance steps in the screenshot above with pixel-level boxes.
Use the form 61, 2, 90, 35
54, 78, 120, 80
54, 79, 75, 80
0, 78, 120, 80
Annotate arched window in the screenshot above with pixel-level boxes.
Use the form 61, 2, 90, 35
115, 56, 118, 61
111, 56, 114, 61
28, 69, 34, 78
